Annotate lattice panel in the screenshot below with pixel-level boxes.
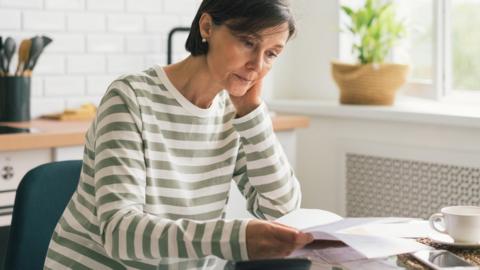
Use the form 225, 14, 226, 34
346, 153, 480, 219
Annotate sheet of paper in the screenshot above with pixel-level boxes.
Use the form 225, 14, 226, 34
289, 245, 365, 263
327, 233, 429, 259
300, 230, 428, 259
275, 208, 343, 230
340, 220, 435, 238
277, 209, 430, 260
288, 238, 355, 262
312, 246, 366, 264
303, 218, 382, 234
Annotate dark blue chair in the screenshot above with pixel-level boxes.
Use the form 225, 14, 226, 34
4, 160, 82, 270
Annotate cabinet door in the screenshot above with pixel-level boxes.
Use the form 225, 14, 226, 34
53, 146, 84, 161
0, 149, 51, 226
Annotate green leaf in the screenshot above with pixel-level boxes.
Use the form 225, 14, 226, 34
341, 6, 354, 17
341, 0, 406, 64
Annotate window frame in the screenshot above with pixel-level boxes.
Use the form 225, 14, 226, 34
339, 0, 480, 104
408, 0, 480, 102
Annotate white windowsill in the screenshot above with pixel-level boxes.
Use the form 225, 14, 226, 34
267, 96, 480, 129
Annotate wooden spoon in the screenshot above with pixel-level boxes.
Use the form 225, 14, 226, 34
15, 39, 31, 76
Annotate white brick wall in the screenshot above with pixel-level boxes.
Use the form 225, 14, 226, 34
0, 0, 201, 117
24, 11, 66, 31
86, 0, 124, 12
0, 10, 21, 29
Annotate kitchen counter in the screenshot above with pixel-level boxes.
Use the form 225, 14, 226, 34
0, 115, 310, 151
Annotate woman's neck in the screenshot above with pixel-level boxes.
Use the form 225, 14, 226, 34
163, 55, 223, 109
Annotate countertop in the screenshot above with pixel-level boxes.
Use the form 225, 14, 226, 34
0, 115, 310, 151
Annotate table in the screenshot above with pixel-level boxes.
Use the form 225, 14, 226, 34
143, 238, 480, 270
299, 238, 480, 270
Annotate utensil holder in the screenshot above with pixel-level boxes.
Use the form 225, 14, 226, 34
0, 76, 31, 122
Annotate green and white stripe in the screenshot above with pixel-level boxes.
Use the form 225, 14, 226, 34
44, 65, 301, 269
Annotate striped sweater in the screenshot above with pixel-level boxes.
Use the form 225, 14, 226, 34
44, 65, 302, 269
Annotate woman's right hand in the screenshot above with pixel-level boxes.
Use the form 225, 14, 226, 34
246, 219, 314, 260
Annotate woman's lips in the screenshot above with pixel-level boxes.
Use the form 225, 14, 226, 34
234, 73, 253, 82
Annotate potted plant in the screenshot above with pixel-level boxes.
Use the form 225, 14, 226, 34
332, 0, 408, 105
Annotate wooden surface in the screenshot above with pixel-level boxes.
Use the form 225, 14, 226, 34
0, 119, 92, 151
271, 115, 310, 131
0, 115, 309, 151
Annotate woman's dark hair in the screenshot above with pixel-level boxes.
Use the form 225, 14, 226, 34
186, 0, 296, 56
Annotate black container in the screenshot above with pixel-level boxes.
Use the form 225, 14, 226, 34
0, 76, 31, 122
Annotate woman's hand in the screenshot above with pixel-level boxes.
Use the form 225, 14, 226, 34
246, 219, 314, 260
229, 80, 263, 118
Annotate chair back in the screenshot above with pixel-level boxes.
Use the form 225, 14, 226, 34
4, 160, 82, 270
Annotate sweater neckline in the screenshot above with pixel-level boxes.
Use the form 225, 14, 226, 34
155, 65, 220, 117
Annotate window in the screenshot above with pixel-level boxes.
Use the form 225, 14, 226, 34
451, 0, 480, 92
339, 0, 480, 102
396, 0, 433, 82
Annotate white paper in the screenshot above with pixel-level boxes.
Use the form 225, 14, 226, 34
304, 218, 383, 234
312, 246, 365, 263
277, 209, 430, 260
327, 233, 428, 259
340, 220, 435, 238
276, 208, 342, 230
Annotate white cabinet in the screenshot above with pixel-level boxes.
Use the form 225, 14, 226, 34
0, 145, 84, 226
53, 146, 84, 161
0, 149, 51, 226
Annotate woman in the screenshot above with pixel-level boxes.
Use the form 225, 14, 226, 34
45, 0, 313, 268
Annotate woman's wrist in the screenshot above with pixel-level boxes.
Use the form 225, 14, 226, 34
235, 100, 262, 118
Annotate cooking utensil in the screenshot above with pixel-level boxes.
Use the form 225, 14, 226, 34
3, 37, 16, 76
0, 49, 6, 75
15, 39, 32, 76
0, 36, 4, 76
24, 36, 42, 76
41, 35, 53, 47
26, 35, 52, 73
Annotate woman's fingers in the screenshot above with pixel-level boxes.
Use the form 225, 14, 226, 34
246, 220, 315, 260
271, 221, 298, 230
295, 231, 315, 246
271, 222, 314, 245
270, 223, 314, 253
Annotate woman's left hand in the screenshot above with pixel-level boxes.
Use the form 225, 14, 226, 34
229, 80, 263, 117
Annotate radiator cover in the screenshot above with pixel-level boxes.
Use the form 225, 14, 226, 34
346, 153, 480, 218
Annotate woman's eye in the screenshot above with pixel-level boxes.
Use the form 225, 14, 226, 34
266, 51, 278, 59
243, 40, 255, 48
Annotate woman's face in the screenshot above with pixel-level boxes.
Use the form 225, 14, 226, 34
203, 18, 290, 97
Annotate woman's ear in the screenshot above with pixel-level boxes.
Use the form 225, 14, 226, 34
199, 13, 213, 41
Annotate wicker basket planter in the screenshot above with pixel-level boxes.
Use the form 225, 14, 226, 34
331, 61, 409, 105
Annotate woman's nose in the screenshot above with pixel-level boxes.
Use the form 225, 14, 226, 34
246, 52, 263, 72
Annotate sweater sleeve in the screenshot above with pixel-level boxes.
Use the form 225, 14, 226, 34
231, 102, 302, 220
93, 79, 250, 261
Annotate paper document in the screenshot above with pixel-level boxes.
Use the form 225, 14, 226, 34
277, 208, 429, 260
340, 220, 435, 238
325, 233, 427, 259
276, 208, 342, 230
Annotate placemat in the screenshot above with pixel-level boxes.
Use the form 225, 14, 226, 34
397, 238, 480, 269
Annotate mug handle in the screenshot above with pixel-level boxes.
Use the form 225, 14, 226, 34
429, 213, 447, 234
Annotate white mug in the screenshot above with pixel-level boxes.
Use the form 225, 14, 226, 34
429, 205, 480, 243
